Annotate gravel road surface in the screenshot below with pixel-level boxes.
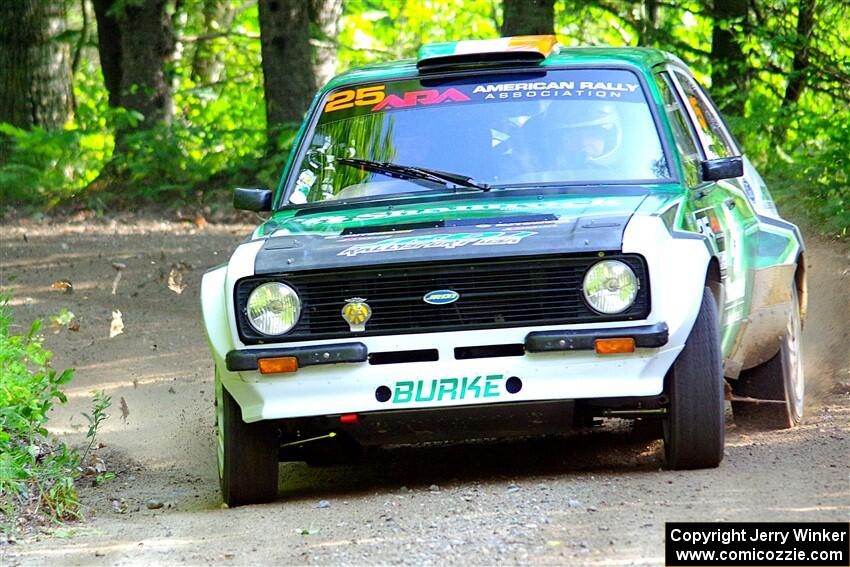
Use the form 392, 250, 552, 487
1, 217, 847, 566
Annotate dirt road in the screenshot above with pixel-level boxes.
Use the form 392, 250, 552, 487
1, 217, 848, 566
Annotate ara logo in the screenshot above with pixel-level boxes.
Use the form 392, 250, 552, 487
423, 290, 460, 305
372, 88, 470, 112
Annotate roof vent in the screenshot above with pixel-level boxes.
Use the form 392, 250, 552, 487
417, 35, 558, 72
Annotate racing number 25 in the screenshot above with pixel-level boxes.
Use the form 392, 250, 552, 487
325, 85, 386, 112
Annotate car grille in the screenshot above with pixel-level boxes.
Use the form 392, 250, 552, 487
235, 254, 650, 344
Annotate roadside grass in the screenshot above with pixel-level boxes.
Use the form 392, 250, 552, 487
0, 293, 111, 538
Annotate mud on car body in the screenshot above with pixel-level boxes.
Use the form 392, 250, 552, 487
201, 36, 806, 506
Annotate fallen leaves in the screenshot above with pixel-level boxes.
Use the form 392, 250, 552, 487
167, 262, 192, 294
51, 279, 73, 293
175, 211, 208, 230
49, 308, 76, 333
120, 396, 130, 423
112, 499, 129, 514
111, 262, 127, 295
109, 310, 124, 338
86, 454, 108, 475
167, 268, 186, 294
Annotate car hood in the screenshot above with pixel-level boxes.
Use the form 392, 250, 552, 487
251, 190, 653, 274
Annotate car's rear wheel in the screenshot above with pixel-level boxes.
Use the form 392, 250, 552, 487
216, 368, 279, 506
731, 287, 804, 429
662, 286, 725, 469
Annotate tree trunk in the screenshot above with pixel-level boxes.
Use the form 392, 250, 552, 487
0, 0, 73, 130
117, 0, 174, 127
638, 0, 660, 46
92, 0, 123, 108
783, 0, 817, 106
773, 0, 817, 144
86, 0, 174, 192
258, 0, 315, 146
190, 0, 231, 85
309, 0, 343, 88
501, 0, 555, 37
710, 0, 749, 116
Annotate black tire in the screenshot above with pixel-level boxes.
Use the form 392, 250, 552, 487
663, 286, 725, 469
731, 287, 804, 429
216, 370, 279, 506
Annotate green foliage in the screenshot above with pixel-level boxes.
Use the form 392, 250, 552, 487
103, 123, 266, 205
1, 0, 270, 211
761, 116, 850, 237
0, 124, 111, 208
0, 295, 79, 525
338, 0, 499, 66
49, 309, 75, 329
729, 0, 850, 237
81, 390, 111, 466
0, 295, 112, 532
0, 0, 846, 236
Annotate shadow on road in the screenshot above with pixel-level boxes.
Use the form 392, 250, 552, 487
279, 423, 662, 502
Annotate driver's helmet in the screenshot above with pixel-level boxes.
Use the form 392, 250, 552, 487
560, 103, 623, 162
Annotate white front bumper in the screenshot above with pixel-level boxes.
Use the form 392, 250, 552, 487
216, 323, 681, 422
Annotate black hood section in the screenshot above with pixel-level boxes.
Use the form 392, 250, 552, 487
338, 213, 558, 235
254, 214, 631, 275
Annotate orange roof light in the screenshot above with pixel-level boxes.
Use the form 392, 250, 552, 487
258, 356, 299, 374
595, 338, 636, 355
417, 35, 558, 71
503, 35, 558, 55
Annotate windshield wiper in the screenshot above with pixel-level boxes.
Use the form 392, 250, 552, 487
338, 158, 490, 191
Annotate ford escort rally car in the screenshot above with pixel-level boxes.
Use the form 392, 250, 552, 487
202, 36, 806, 506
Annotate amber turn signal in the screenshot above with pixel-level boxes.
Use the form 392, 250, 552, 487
258, 356, 299, 374
594, 337, 636, 354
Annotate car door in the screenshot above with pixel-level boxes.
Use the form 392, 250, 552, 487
657, 68, 759, 362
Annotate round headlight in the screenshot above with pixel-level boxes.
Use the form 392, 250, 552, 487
582, 260, 639, 314
246, 282, 301, 335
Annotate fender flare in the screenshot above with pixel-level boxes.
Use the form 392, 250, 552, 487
200, 265, 234, 362
795, 250, 807, 327
622, 214, 713, 367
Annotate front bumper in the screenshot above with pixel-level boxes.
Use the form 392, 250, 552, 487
217, 322, 681, 423
225, 322, 669, 371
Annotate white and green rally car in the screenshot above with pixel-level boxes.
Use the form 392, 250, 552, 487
202, 37, 806, 506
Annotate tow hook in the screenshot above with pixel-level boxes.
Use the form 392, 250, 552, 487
281, 432, 337, 448
602, 408, 667, 417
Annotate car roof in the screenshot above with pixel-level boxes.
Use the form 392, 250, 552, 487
324, 42, 686, 92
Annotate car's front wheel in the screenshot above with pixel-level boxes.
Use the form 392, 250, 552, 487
215, 367, 279, 506
731, 286, 804, 429
663, 286, 725, 469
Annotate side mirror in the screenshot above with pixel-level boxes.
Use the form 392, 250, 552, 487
700, 156, 744, 182
233, 188, 272, 212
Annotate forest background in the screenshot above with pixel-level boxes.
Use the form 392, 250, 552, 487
0, 0, 847, 237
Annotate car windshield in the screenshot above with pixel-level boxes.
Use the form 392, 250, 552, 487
287, 68, 670, 205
